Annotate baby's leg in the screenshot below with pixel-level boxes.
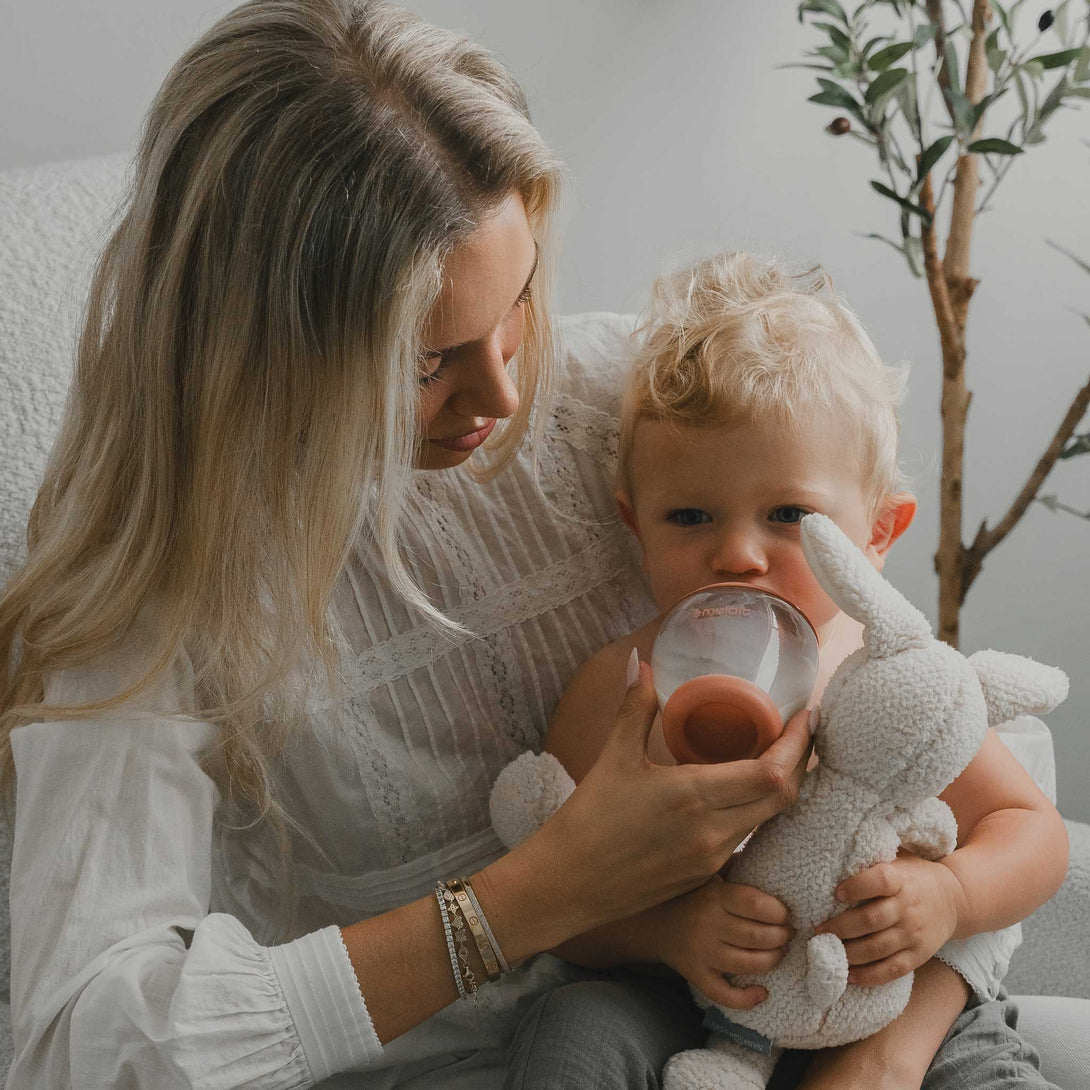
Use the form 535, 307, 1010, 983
922, 990, 1060, 1090
504, 970, 704, 1090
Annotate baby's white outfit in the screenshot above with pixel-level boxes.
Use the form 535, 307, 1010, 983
4, 316, 1052, 1089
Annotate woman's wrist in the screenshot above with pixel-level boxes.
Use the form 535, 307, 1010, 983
471, 832, 595, 966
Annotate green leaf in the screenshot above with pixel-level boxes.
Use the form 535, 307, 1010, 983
967, 137, 1024, 154
945, 39, 962, 97
1028, 49, 1084, 70
1039, 76, 1071, 122
914, 23, 939, 47
904, 235, 924, 278
815, 21, 853, 54
812, 78, 862, 110
869, 179, 933, 224
816, 43, 850, 63
947, 88, 976, 135
869, 41, 914, 71
991, 0, 1011, 36
1075, 46, 1090, 83
1067, 86, 1090, 98
1024, 59, 1046, 80
798, 0, 849, 23
864, 67, 909, 104
918, 134, 955, 179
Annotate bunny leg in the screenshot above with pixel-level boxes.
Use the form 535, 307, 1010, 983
663, 1036, 779, 1090
489, 751, 575, 849
890, 796, 957, 860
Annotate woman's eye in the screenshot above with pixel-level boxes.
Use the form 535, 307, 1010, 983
418, 352, 452, 387
665, 508, 711, 527
769, 505, 809, 525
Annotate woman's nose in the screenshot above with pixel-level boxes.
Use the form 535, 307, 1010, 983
451, 334, 520, 420
710, 528, 768, 578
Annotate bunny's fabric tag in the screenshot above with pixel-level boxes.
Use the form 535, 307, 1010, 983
701, 1007, 774, 1055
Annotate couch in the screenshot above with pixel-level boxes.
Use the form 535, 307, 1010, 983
1, 153, 1088, 1087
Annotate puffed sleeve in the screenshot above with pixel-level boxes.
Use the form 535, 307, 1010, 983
934, 715, 1058, 1001
7, 712, 382, 1088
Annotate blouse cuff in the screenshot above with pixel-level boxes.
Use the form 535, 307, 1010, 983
269, 925, 382, 1082
934, 923, 1023, 1002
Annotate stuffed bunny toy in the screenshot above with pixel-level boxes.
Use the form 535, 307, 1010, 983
490, 513, 1069, 1089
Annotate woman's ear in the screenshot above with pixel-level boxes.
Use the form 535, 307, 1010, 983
866, 493, 917, 571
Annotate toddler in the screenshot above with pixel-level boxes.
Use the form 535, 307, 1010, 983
516, 253, 1067, 1089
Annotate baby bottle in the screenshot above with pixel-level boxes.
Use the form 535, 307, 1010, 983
651, 584, 819, 764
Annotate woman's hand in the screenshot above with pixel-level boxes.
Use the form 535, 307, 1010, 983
520, 658, 813, 948
652, 875, 793, 1010
814, 850, 964, 987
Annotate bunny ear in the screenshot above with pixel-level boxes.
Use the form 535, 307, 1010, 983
968, 650, 1069, 727
800, 513, 932, 658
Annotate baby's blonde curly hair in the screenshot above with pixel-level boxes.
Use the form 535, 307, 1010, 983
618, 251, 909, 515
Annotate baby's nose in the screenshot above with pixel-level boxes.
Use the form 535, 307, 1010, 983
711, 531, 768, 578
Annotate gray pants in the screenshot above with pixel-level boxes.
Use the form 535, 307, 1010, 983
505, 975, 1059, 1090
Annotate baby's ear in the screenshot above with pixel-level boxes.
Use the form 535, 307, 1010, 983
868, 493, 917, 570
615, 490, 640, 539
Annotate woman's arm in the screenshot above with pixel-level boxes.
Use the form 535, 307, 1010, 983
346, 660, 814, 1040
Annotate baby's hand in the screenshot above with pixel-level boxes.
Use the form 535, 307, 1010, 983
653, 875, 793, 1009
814, 851, 962, 987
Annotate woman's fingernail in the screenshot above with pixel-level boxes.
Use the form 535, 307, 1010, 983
626, 647, 640, 687
834, 887, 846, 902
808, 707, 820, 734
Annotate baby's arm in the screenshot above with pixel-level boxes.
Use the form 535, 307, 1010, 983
805, 731, 1067, 1089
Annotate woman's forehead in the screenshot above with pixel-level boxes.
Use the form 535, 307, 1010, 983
423, 193, 537, 352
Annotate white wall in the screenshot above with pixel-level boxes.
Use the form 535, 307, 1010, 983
3, 1, 1088, 820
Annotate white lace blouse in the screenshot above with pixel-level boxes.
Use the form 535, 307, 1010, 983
5, 314, 1053, 1089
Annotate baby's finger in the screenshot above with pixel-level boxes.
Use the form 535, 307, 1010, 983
815, 898, 899, 940
723, 917, 793, 950
847, 951, 917, 988
718, 944, 786, 976
842, 928, 906, 967
722, 883, 792, 926
698, 976, 768, 1011
834, 862, 902, 905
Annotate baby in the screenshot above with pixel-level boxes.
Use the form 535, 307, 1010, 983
542, 253, 1068, 1088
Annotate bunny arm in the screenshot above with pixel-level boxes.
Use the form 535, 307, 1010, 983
890, 797, 959, 861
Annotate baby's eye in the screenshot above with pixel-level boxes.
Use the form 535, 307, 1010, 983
768, 505, 809, 525
665, 508, 711, 527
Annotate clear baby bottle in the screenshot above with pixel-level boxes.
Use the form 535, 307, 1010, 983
651, 584, 819, 764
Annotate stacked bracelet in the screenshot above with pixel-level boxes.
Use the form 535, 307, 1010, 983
447, 878, 502, 982
436, 876, 509, 998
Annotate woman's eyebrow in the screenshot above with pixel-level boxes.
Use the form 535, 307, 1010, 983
430, 242, 539, 356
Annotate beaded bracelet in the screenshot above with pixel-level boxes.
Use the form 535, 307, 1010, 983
447, 878, 502, 983
435, 884, 467, 1000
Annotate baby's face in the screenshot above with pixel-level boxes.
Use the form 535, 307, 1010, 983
620, 415, 886, 644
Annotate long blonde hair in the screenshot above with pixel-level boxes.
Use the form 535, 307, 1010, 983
0, 0, 562, 933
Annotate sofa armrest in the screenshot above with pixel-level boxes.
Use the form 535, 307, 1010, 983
1005, 819, 1090, 999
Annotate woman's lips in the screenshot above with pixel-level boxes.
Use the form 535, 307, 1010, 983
431, 418, 496, 451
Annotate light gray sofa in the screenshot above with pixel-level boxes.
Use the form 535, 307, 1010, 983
1, 154, 1089, 1087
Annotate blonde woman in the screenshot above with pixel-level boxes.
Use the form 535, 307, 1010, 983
0, 2, 813, 1087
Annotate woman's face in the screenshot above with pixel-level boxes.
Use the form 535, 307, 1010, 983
416, 192, 538, 470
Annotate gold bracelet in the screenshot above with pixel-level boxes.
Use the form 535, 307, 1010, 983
460, 875, 510, 972
447, 877, 502, 983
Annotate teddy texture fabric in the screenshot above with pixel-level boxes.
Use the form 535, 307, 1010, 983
491, 514, 1068, 1090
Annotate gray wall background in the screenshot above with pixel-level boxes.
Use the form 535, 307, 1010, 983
3, 1, 1088, 820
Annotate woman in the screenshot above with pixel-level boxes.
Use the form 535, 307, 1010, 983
0, 1, 811, 1086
